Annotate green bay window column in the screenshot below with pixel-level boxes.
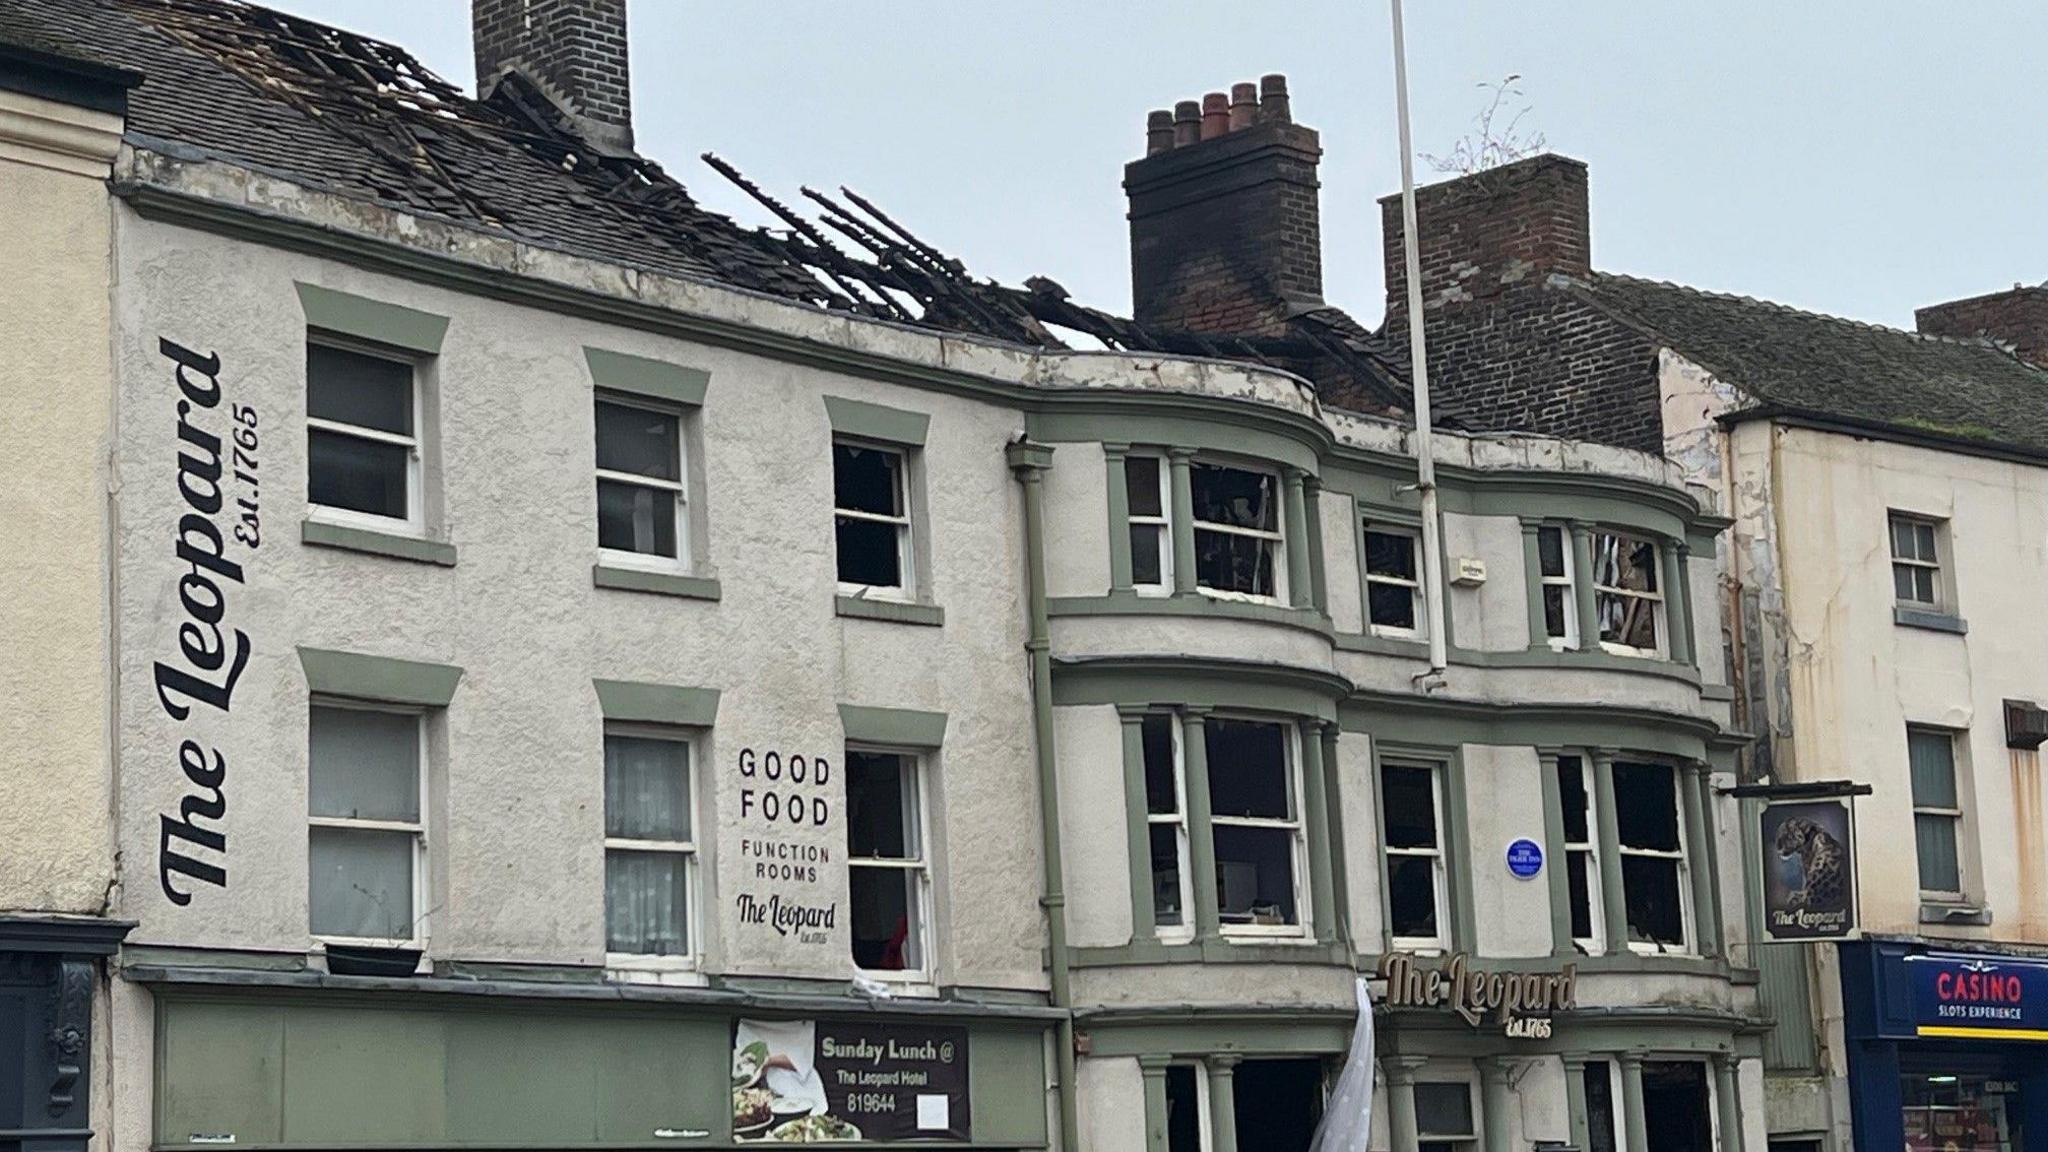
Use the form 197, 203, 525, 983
1104, 442, 1134, 590
1138, 1055, 1172, 1152
1168, 448, 1199, 595
1713, 1052, 1746, 1152
1180, 707, 1221, 942
1385, 1057, 1426, 1152
1480, 1058, 1511, 1152
1618, 1053, 1649, 1152
1117, 706, 1157, 942
1561, 1055, 1593, 1152
1299, 720, 1338, 944
1520, 520, 1549, 650
1674, 542, 1699, 665
1592, 749, 1630, 954
1570, 521, 1600, 653
1319, 722, 1351, 947
1536, 748, 1574, 957
1660, 539, 1694, 665
1681, 760, 1721, 958
1282, 467, 1313, 608
1303, 475, 1328, 613
1205, 1056, 1241, 1152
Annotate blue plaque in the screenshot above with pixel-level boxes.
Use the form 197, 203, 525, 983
1505, 839, 1544, 880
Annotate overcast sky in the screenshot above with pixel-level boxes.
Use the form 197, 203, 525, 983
275, 1, 2044, 331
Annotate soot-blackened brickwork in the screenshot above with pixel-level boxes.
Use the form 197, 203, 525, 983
473, 0, 631, 147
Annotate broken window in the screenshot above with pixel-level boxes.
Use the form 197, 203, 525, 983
1141, 714, 1191, 935
1165, 1064, 1207, 1152
308, 703, 424, 942
1889, 512, 1943, 608
1414, 1081, 1477, 1152
1641, 1061, 1713, 1152
1614, 761, 1688, 949
1191, 463, 1283, 599
1556, 754, 1602, 947
1364, 525, 1423, 633
833, 440, 912, 593
1382, 760, 1447, 947
1538, 524, 1578, 645
307, 342, 418, 523
1584, 1060, 1618, 1152
846, 749, 928, 973
1231, 1059, 1325, 1152
1908, 726, 1964, 896
1205, 718, 1302, 933
603, 728, 695, 959
595, 395, 686, 561
1593, 530, 1663, 654
1126, 454, 1172, 590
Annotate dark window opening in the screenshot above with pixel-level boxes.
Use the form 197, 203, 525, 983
1364, 527, 1420, 630
1556, 754, 1595, 942
846, 749, 923, 972
1165, 1065, 1202, 1152
1232, 1059, 1324, 1152
1127, 455, 1169, 587
1593, 530, 1661, 650
307, 343, 415, 521
1615, 761, 1686, 948
1142, 714, 1185, 928
1538, 525, 1574, 640
1191, 463, 1280, 597
833, 442, 908, 589
1382, 762, 1443, 941
595, 397, 682, 558
1584, 1060, 1617, 1152
1415, 1081, 1476, 1152
1205, 719, 1299, 928
1642, 1061, 1711, 1152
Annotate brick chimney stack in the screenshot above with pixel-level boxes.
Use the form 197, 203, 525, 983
1124, 74, 1323, 338
474, 0, 633, 153
1379, 153, 1590, 346
1916, 285, 2048, 368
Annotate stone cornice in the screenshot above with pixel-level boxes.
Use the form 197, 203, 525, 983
0, 89, 124, 178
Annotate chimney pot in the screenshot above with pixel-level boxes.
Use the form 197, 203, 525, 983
1173, 100, 1201, 147
1228, 82, 1258, 131
1200, 92, 1229, 140
1146, 109, 1175, 155
1259, 73, 1290, 124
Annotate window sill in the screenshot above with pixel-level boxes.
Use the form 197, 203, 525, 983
1920, 900, 1992, 926
1895, 606, 1967, 635
835, 595, 944, 627
302, 518, 455, 567
592, 563, 722, 601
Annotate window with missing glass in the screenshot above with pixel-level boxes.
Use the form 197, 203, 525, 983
1614, 761, 1688, 950
846, 749, 929, 974
1537, 525, 1578, 645
1583, 1060, 1618, 1152
1382, 759, 1449, 948
1908, 726, 1965, 897
603, 729, 695, 959
307, 342, 419, 525
1126, 454, 1173, 591
308, 703, 425, 943
1164, 1064, 1208, 1152
1205, 718, 1303, 934
1364, 525, 1423, 634
1593, 530, 1663, 655
1556, 754, 1603, 948
595, 395, 687, 564
1414, 1081, 1477, 1152
1889, 513, 1944, 609
834, 440, 913, 594
1140, 714, 1192, 937
1191, 463, 1283, 599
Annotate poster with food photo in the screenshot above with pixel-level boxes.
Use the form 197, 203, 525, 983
732, 1018, 970, 1143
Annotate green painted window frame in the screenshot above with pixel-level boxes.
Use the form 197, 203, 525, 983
1370, 742, 1475, 954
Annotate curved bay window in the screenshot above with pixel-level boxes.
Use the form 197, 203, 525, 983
1191, 462, 1285, 601
1205, 718, 1303, 935
1593, 530, 1664, 656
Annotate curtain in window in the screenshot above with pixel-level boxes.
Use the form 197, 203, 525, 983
605, 737, 689, 840
605, 850, 687, 955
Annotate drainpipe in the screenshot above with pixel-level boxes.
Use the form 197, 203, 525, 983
1007, 439, 1080, 1151
1389, 0, 1449, 688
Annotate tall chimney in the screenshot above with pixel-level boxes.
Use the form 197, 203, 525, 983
1379, 153, 1590, 345
474, 0, 633, 152
1916, 285, 2048, 368
1124, 74, 1323, 338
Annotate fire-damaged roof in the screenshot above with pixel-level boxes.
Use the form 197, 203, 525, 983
4, 0, 1417, 417
1575, 273, 2048, 458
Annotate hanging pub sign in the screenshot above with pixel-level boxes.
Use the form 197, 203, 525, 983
1376, 952, 1576, 1038
732, 1018, 970, 1142
1758, 798, 1859, 943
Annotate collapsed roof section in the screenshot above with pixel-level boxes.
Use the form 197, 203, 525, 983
4, 0, 1420, 420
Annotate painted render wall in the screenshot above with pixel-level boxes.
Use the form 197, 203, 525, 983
0, 92, 121, 916
107, 208, 1048, 987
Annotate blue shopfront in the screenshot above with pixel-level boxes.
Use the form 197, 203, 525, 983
1841, 940, 2048, 1150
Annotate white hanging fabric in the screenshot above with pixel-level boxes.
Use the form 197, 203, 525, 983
1307, 976, 1377, 1152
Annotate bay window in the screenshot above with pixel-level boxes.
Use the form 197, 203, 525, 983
1614, 761, 1689, 950
1556, 753, 1603, 948
1191, 462, 1284, 600
1537, 524, 1578, 646
1593, 530, 1664, 655
308, 702, 425, 944
1204, 718, 1304, 934
1126, 454, 1173, 592
1141, 714, 1192, 937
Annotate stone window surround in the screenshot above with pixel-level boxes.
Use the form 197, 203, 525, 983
1103, 443, 1325, 613
1537, 746, 1722, 961
1115, 705, 1339, 950
1520, 518, 1696, 667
